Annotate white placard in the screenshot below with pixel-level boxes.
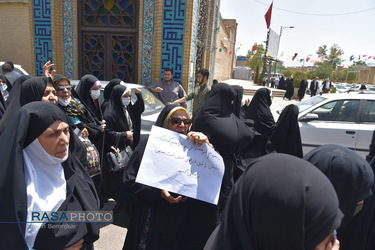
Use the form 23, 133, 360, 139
135, 126, 224, 205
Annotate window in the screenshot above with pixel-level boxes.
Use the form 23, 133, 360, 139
311, 100, 360, 122
363, 100, 375, 123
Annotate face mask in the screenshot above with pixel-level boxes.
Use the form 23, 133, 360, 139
58, 97, 71, 107
90, 90, 100, 100
0, 85, 7, 92
122, 97, 130, 106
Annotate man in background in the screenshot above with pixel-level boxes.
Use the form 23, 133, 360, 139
1, 61, 21, 86
173, 69, 211, 119
310, 77, 319, 97
149, 68, 187, 107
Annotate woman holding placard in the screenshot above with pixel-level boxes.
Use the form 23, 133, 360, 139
120, 104, 216, 250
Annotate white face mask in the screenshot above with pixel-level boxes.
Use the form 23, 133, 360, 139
0, 85, 7, 92
90, 90, 100, 100
122, 97, 130, 106
58, 97, 71, 107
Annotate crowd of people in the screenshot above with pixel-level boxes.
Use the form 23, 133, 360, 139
1, 60, 375, 250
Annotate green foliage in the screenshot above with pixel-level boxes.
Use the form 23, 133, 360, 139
306, 71, 316, 79
330, 87, 337, 93
293, 71, 307, 88
247, 43, 265, 84
328, 44, 344, 69
282, 70, 293, 77
315, 62, 333, 79
352, 60, 367, 66
316, 45, 328, 58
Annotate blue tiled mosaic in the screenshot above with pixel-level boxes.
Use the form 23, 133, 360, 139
141, 0, 154, 86
63, 0, 74, 79
33, 0, 53, 76
160, 0, 186, 84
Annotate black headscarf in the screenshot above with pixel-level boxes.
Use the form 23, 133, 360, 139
270, 104, 303, 157
204, 153, 343, 250
155, 104, 189, 127
6, 75, 32, 105
0, 77, 49, 135
0, 102, 99, 249
0, 74, 12, 93
73, 74, 102, 120
303, 144, 374, 225
102, 78, 122, 113
230, 85, 244, 118
298, 79, 307, 100
191, 83, 255, 154
0, 76, 6, 120
244, 88, 276, 136
103, 85, 144, 149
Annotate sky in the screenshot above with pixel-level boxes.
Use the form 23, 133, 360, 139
219, 0, 375, 67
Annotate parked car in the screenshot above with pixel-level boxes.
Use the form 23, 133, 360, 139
290, 93, 375, 157
334, 83, 350, 93
0, 61, 29, 75
70, 80, 165, 134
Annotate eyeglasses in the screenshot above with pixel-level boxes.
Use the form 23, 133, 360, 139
170, 117, 192, 126
55, 85, 72, 91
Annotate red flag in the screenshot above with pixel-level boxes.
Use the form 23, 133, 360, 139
264, 2, 273, 29
252, 45, 257, 51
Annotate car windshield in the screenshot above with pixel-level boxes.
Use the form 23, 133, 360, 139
295, 96, 326, 113
131, 88, 165, 115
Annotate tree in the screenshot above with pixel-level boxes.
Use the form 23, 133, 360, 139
316, 45, 328, 58
282, 70, 293, 77
328, 44, 344, 69
247, 43, 265, 84
352, 60, 367, 66
315, 62, 333, 79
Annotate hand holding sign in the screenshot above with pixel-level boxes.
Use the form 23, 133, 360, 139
136, 126, 224, 205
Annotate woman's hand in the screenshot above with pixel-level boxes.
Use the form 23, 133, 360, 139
78, 128, 89, 138
134, 88, 142, 94
186, 131, 213, 148
126, 131, 133, 141
161, 190, 182, 204
43, 61, 56, 79
64, 239, 84, 250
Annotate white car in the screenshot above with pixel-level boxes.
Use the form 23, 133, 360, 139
0, 61, 29, 75
295, 93, 375, 157
70, 80, 165, 135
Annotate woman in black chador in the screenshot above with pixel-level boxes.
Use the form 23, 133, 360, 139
0, 77, 57, 135
204, 153, 343, 250
102, 85, 144, 200
120, 104, 216, 250
304, 144, 374, 250
298, 79, 307, 101
0, 102, 99, 249
192, 83, 255, 211
283, 77, 294, 100
244, 88, 275, 137
101, 78, 122, 113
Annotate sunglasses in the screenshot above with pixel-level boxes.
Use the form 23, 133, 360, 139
55, 85, 73, 91
170, 117, 192, 126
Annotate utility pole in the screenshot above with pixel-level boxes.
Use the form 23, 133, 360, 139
260, 29, 270, 85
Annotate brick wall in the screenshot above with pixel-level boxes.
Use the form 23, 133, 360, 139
0, 2, 33, 74
213, 17, 237, 82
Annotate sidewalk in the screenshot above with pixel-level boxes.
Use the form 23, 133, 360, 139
222, 79, 310, 119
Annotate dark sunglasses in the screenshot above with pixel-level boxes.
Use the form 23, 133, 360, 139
170, 117, 192, 126
55, 85, 73, 91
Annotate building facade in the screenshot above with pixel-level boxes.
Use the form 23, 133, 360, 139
0, 0, 220, 93
213, 16, 237, 82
